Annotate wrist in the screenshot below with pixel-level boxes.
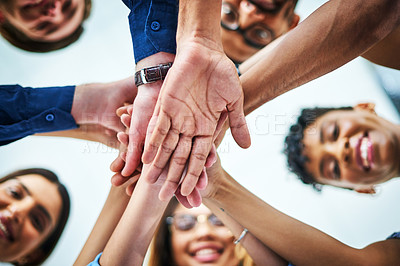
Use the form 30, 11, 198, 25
177, 0, 222, 45
136, 52, 175, 70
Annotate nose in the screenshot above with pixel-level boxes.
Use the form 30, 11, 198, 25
239, 0, 266, 29
325, 138, 351, 165
9, 198, 35, 225
42, 0, 63, 23
193, 221, 215, 240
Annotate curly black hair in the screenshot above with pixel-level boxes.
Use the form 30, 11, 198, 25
284, 107, 352, 191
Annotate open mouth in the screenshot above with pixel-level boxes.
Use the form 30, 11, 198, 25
0, 215, 14, 242
356, 132, 373, 171
192, 247, 223, 263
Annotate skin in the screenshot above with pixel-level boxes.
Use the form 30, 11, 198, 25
170, 204, 239, 266
221, 0, 299, 63
0, 174, 62, 263
302, 104, 400, 192
0, 0, 85, 41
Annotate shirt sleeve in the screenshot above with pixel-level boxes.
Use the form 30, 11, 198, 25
123, 0, 178, 63
87, 252, 103, 266
387, 231, 400, 239
0, 84, 78, 146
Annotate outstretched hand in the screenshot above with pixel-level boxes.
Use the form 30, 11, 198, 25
141, 41, 251, 201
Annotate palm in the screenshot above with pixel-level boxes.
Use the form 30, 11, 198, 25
143, 42, 250, 201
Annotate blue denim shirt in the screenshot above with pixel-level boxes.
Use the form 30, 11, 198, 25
0, 85, 77, 146
122, 0, 178, 63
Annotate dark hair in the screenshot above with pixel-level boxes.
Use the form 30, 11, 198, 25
284, 107, 352, 191
0, 168, 70, 265
0, 0, 92, 53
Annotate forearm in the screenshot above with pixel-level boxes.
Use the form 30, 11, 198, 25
361, 25, 400, 70
100, 175, 168, 265
206, 170, 362, 265
240, 0, 400, 110
74, 185, 130, 266
204, 200, 287, 266
34, 125, 119, 149
177, 0, 222, 50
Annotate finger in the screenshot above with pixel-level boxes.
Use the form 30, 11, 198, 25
159, 135, 192, 199
187, 188, 202, 208
127, 105, 133, 116
117, 132, 129, 146
213, 109, 228, 141
142, 111, 171, 164
204, 144, 217, 168
110, 153, 125, 172
125, 173, 140, 196
121, 113, 151, 177
174, 187, 192, 209
196, 168, 208, 191
145, 130, 179, 184
181, 136, 212, 196
227, 97, 251, 148
121, 114, 131, 128
116, 105, 130, 117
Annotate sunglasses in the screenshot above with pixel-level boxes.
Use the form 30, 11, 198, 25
166, 213, 225, 231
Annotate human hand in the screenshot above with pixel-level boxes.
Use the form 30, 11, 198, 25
142, 40, 251, 202
71, 76, 137, 133
121, 53, 175, 178
112, 104, 213, 207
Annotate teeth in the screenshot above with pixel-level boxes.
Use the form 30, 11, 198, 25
360, 137, 370, 168
196, 248, 217, 256
0, 220, 9, 238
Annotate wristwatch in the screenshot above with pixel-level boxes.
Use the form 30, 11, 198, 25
134, 62, 173, 87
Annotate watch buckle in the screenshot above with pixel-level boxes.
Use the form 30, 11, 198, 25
140, 69, 148, 84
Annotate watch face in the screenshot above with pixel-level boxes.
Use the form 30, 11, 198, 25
145, 67, 161, 82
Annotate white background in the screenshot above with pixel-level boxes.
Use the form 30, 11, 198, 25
0, 0, 399, 265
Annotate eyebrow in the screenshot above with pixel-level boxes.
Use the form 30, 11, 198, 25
17, 180, 52, 224
319, 158, 325, 179
319, 123, 325, 144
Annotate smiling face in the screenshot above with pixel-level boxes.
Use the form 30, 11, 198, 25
170, 204, 239, 266
0, 174, 62, 263
302, 106, 400, 192
0, 0, 85, 42
221, 0, 299, 62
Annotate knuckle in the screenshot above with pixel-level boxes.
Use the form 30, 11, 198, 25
172, 156, 187, 166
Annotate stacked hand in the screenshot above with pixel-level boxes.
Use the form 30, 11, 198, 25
118, 42, 250, 205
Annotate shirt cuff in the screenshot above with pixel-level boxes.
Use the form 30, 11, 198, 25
128, 0, 178, 63
0, 85, 78, 145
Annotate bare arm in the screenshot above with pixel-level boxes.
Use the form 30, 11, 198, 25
74, 183, 131, 265
240, 0, 400, 114
362, 25, 400, 70
205, 200, 287, 266
202, 163, 400, 265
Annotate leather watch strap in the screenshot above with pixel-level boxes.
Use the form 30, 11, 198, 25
134, 62, 173, 87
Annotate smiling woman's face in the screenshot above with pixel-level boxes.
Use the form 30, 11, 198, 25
302, 107, 400, 192
0, 174, 62, 263
1, 0, 85, 41
170, 204, 239, 266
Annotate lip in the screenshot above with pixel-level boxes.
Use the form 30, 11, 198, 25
355, 132, 374, 171
190, 243, 223, 263
0, 213, 14, 242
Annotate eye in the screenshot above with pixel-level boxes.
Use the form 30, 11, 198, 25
208, 214, 224, 227
36, 22, 50, 31
62, 0, 72, 12
332, 160, 341, 180
30, 211, 45, 232
7, 186, 23, 200
175, 215, 196, 231
332, 122, 340, 141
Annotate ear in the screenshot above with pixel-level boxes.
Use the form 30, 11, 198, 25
354, 102, 376, 114
289, 14, 300, 30
354, 186, 376, 194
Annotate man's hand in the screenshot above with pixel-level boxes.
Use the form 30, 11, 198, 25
71, 76, 137, 133
142, 40, 251, 201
